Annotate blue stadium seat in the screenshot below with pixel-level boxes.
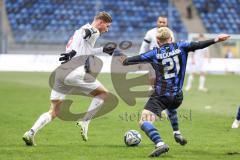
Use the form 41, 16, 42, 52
193, 0, 240, 34
5, 0, 187, 43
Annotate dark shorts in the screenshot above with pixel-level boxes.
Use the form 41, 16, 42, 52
144, 91, 183, 117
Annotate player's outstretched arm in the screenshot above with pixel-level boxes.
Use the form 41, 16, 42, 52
121, 49, 156, 65
91, 44, 116, 55
122, 55, 142, 65
187, 34, 230, 52
214, 34, 230, 42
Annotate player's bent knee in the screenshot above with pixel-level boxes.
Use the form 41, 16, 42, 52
48, 110, 57, 119
49, 99, 64, 118
51, 99, 64, 105
140, 109, 157, 123
49, 107, 61, 119
90, 87, 109, 99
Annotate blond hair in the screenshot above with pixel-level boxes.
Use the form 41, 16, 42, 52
156, 27, 172, 43
94, 11, 112, 23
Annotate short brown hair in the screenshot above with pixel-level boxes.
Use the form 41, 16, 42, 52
94, 11, 112, 23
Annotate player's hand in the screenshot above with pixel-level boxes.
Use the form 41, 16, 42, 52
119, 56, 127, 64
103, 43, 117, 55
118, 53, 128, 64
215, 34, 230, 42
59, 50, 76, 64
59, 53, 69, 64
111, 50, 127, 64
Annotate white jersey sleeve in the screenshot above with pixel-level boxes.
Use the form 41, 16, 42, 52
139, 30, 152, 54
194, 48, 209, 60
92, 47, 103, 55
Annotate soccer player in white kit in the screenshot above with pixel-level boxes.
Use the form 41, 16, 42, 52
185, 34, 210, 92
23, 12, 115, 146
139, 16, 174, 89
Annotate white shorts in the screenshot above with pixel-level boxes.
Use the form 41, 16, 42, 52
50, 66, 102, 100
189, 60, 206, 74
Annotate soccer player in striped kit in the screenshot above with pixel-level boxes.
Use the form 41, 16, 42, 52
121, 27, 230, 157
139, 16, 174, 90
139, 16, 174, 118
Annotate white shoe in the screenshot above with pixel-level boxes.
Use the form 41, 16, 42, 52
231, 119, 240, 128
198, 87, 208, 92
22, 131, 36, 146
76, 121, 88, 141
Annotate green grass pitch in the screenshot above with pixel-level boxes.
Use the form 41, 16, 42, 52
0, 72, 240, 160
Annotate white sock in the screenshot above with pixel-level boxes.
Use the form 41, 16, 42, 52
82, 96, 104, 125
186, 74, 193, 89
30, 112, 52, 135
173, 130, 181, 135
156, 141, 165, 147
199, 75, 205, 89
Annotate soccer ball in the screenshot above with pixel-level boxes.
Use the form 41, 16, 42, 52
124, 130, 141, 146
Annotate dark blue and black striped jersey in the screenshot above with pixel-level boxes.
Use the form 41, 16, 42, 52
123, 39, 216, 96
140, 41, 190, 96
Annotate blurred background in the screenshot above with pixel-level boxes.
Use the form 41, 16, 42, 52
1, 1, 240, 159
0, 0, 239, 73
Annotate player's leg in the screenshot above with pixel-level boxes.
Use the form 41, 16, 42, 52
166, 108, 187, 145
139, 109, 169, 157
77, 85, 108, 141
185, 73, 194, 91
198, 71, 208, 92
83, 85, 108, 123
167, 91, 187, 145
185, 62, 196, 91
139, 109, 161, 145
198, 61, 208, 92
23, 65, 70, 146
23, 99, 64, 146
140, 94, 169, 157
166, 108, 179, 131
231, 106, 240, 128
64, 67, 108, 141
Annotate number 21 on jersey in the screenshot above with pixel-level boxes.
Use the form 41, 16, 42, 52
162, 55, 180, 79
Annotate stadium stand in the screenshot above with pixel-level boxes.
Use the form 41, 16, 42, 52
5, 0, 187, 44
193, 0, 240, 34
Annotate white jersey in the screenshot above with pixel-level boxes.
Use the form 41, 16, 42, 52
66, 23, 103, 56
194, 48, 209, 60
139, 27, 175, 54
51, 24, 104, 100
188, 48, 209, 73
